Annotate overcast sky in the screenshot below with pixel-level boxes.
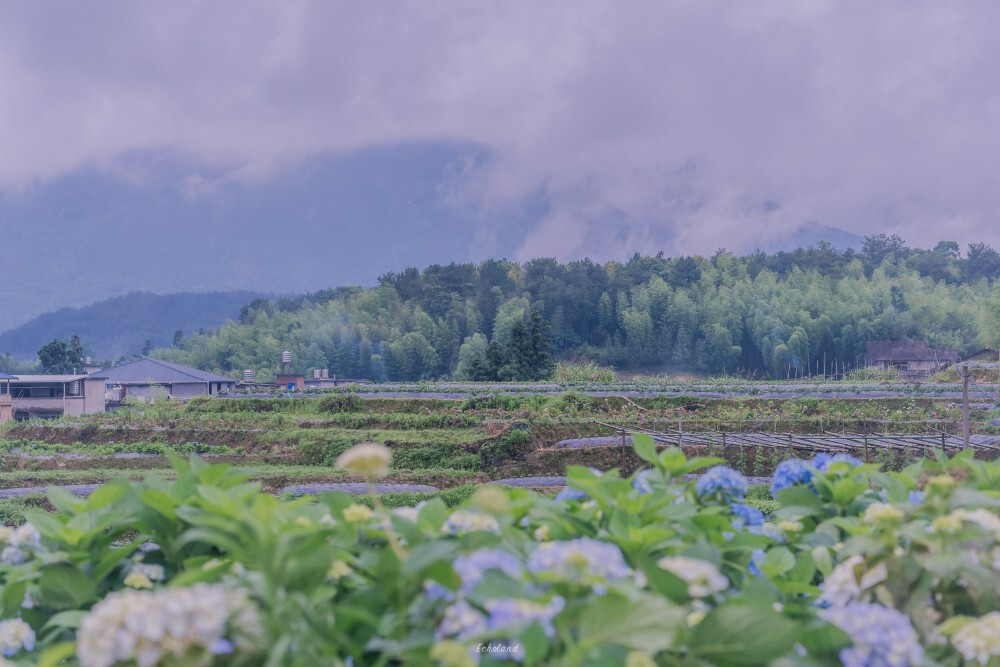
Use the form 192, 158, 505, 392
2, 0, 999, 259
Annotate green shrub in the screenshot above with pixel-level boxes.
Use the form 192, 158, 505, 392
553, 360, 616, 383
296, 437, 354, 465
389, 443, 480, 471
316, 394, 361, 414
477, 427, 531, 468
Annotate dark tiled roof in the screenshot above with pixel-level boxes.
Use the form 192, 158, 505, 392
866, 341, 960, 363
0, 372, 15, 379
91, 358, 235, 384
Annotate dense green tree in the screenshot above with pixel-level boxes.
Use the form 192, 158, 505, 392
37, 335, 87, 374
154, 246, 994, 381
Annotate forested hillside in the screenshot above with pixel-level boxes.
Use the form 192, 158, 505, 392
0, 291, 262, 361
158, 237, 1000, 381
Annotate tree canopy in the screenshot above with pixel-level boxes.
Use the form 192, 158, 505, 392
154, 239, 1000, 381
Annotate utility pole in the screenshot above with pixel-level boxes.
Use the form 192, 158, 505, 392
962, 365, 970, 450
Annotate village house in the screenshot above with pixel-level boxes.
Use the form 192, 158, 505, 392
92, 357, 236, 401
4, 374, 107, 420
0, 372, 13, 424
865, 341, 960, 377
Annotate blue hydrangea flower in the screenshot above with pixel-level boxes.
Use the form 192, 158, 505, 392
483, 596, 565, 639
820, 602, 923, 667
425, 548, 523, 600
553, 468, 603, 503
907, 490, 925, 505
553, 487, 588, 503
454, 549, 523, 593
436, 597, 565, 656
436, 600, 488, 640
770, 458, 813, 495
526, 538, 632, 584
811, 452, 862, 472
730, 503, 765, 528
632, 469, 654, 495
748, 549, 766, 577
210, 639, 235, 655
696, 466, 748, 502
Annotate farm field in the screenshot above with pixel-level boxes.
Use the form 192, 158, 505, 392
1, 388, 997, 523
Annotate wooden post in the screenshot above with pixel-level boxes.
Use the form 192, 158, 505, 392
962, 366, 971, 450
863, 435, 870, 463
621, 426, 628, 477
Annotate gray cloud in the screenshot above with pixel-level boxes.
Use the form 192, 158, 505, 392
2, 0, 999, 259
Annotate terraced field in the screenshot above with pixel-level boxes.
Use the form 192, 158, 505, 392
0, 390, 997, 523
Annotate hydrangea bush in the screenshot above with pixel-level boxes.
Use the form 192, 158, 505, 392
0, 443, 997, 665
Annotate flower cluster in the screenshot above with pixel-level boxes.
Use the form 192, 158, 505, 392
76, 584, 260, 667
820, 602, 923, 667
553, 487, 588, 503
951, 612, 1000, 665
812, 452, 862, 472
770, 452, 862, 495
443, 510, 501, 536
124, 563, 166, 590
454, 549, 523, 593
657, 556, 728, 597
631, 469, 654, 495
437, 596, 565, 658
695, 466, 748, 502
0, 523, 40, 565
770, 458, 813, 494
335, 442, 391, 478
426, 549, 523, 600
729, 502, 764, 528
526, 538, 632, 584
819, 555, 886, 608
0, 619, 34, 658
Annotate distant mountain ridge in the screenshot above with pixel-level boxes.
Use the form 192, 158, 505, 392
0, 291, 263, 360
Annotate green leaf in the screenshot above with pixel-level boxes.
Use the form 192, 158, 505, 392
401, 541, 456, 575
38, 642, 77, 667
689, 604, 800, 665
578, 592, 684, 652
632, 434, 659, 467
521, 621, 549, 665
85, 482, 127, 510
46, 486, 86, 514
1, 580, 27, 618
797, 619, 851, 655
38, 565, 98, 609
139, 489, 180, 520
42, 610, 88, 631
762, 547, 795, 577
418, 498, 449, 531
774, 486, 822, 512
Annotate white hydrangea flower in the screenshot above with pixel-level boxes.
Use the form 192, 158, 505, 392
392, 501, 426, 523
335, 442, 391, 478
443, 510, 500, 536
864, 502, 904, 523
958, 508, 1000, 539
819, 555, 886, 608
124, 563, 165, 590
656, 556, 727, 597
0, 523, 41, 565
0, 619, 35, 657
952, 612, 1000, 665
76, 584, 259, 667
